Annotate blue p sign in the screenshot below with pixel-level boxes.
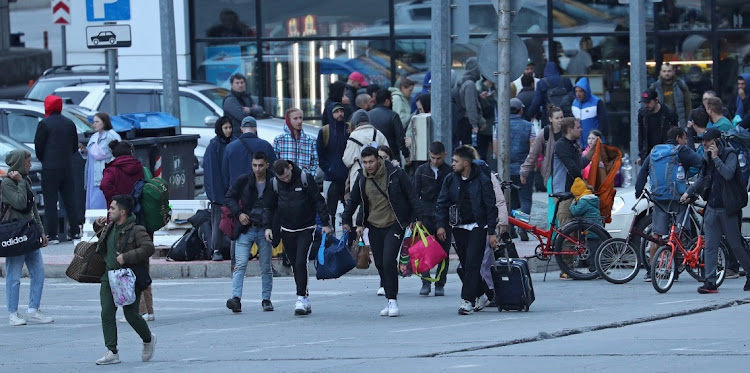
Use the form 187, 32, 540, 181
86, 0, 131, 22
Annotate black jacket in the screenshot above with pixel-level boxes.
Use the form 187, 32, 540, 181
342, 161, 423, 230
686, 141, 748, 215
263, 163, 329, 230
638, 105, 679, 161
414, 161, 452, 224
224, 169, 275, 230
435, 165, 498, 236
367, 105, 410, 160
34, 113, 78, 170
222, 90, 256, 137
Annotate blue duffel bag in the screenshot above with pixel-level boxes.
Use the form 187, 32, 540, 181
315, 232, 356, 280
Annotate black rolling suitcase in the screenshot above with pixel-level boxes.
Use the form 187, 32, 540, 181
491, 255, 535, 312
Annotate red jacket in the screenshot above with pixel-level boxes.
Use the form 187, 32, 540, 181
100, 155, 144, 207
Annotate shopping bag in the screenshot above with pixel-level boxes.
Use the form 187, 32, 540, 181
408, 225, 447, 274
315, 232, 356, 280
399, 225, 414, 277
219, 205, 240, 240
108, 268, 136, 307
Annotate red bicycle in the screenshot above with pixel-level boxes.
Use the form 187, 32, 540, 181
503, 182, 610, 280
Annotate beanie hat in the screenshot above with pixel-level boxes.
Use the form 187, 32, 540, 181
571, 177, 592, 199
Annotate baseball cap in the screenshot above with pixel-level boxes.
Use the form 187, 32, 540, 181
699, 127, 722, 141
349, 71, 368, 87
241, 116, 257, 128
510, 97, 525, 112
640, 89, 658, 103
332, 103, 345, 112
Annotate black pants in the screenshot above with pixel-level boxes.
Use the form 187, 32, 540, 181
325, 181, 345, 232
210, 203, 224, 253
420, 221, 451, 287
281, 228, 315, 297
452, 227, 487, 303
457, 118, 472, 146
42, 167, 79, 238
368, 223, 405, 300
476, 133, 492, 161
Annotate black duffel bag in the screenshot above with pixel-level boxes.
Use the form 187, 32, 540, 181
0, 218, 43, 257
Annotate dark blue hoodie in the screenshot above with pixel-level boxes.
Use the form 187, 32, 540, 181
316, 102, 350, 185
204, 121, 237, 202
527, 62, 574, 125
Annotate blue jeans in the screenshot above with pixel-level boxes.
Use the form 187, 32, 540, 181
511, 173, 533, 215
5, 249, 45, 313
232, 228, 273, 300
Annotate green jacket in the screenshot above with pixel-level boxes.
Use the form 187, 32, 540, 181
94, 214, 154, 270
569, 194, 602, 227
1, 150, 44, 234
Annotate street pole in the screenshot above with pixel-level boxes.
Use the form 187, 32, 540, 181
0, 0, 9, 52
107, 49, 117, 115
160, 0, 181, 133
61, 25, 67, 65
629, 0, 647, 165
496, 0, 511, 204
430, 0, 452, 149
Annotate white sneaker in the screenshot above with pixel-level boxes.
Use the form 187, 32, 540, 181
294, 300, 307, 316
303, 298, 312, 314
142, 313, 155, 321
387, 300, 399, 317
377, 287, 385, 296
458, 300, 474, 315
142, 333, 156, 362
119, 317, 128, 323
95, 350, 121, 365
474, 295, 490, 312
26, 310, 53, 324
9, 312, 26, 326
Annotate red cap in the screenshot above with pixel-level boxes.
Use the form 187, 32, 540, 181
349, 71, 368, 87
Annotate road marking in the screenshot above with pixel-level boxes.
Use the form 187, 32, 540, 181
655, 299, 699, 305
448, 365, 481, 369
391, 317, 520, 333
184, 320, 298, 336
304, 339, 336, 345
670, 348, 731, 352
571, 308, 595, 313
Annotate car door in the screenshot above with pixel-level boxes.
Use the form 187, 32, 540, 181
4, 109, 43, 147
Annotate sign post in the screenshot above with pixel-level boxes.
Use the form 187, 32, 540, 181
52, 0, 71, 65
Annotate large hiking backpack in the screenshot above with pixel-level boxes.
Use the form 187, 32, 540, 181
725, 125, 750, 185
142, 177, 171, 232
544, 77, 574, 117
648, 144, 685, 200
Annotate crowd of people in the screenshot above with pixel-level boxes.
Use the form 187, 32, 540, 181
5, 63, 750, 365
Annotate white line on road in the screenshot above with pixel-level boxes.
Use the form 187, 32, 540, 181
656, 299, 699, 305
390, 317, 521, 333
570, 308, 596, 313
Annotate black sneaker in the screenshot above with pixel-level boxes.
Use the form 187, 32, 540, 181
262, 299, 274, 312
744, 277, 750, 291
226, 297, 242, 312
519, 229, 529, 242
697, 282, 719, 294
434, 286, 445, 296
510, 227, 518, 239
419, 282, 431, 296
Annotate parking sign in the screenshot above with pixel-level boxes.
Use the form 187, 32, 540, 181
86, 0, 131, 22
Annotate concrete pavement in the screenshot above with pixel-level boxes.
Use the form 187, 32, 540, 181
0, 274, 748, 372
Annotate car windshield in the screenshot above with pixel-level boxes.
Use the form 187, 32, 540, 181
199, 88, 229, 107
62, 110, 93, 133
0, 135, 36, 159
26, 80, 76, 101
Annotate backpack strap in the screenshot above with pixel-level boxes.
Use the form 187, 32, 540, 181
348, 137, 364, 147
322, 125, 330, 148
239, 139, 253, 156
272, 173, 308, 194
372, 128, 378, 142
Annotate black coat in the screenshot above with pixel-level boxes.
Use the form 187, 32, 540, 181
34, 113, 78, 170
414, 161, 452, 224
224, 169, 275, 230
263, 163, 329, 230
367, 105, 410, 159
435, 165, 498, 236
342, 161, 423, 230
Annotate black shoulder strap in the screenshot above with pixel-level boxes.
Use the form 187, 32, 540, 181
372, 128, 377, 142
348, 137, 364, 147
239, 139, 252, 155
369, 177, 389, 200
544, 126, 550, 142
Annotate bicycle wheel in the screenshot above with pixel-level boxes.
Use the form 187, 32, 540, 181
634, 214, 652, 270
595, 238, 641, 284
554, 220, 610, 280
651, 246, 676, 293
685, 237, 729, 287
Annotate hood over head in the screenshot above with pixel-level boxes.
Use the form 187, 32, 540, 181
739, 73, 750, 89
214, 117, 232, 141
543, 61, 561, 79
460, 57, 480, 84
44, 95, 63, 117
574, 77, 592, 102
325, 102, 346, 126
111, 155, 144, 176
5, 149, 30, 174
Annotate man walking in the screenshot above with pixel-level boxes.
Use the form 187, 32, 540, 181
681, 128, 750, 294
223, 116, 276, 186
414, 142, 452, 296
342, 110, 389, 193
317, 103, 351, 231
264, 160, 331, 316
34, 94, 81, 243
225, 152, 276, 313
650, 63, 691, 127
368, 89, 411, 165
342, 146, 423, 317
637, 89, 679, 165
223, 73, 260, 137
435, 146, 498, 315
274, 108, 318, 177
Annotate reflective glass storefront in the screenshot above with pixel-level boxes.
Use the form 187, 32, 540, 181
189, 0, 750, 149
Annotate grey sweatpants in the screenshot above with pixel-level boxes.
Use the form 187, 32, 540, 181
703, 207, 750, 284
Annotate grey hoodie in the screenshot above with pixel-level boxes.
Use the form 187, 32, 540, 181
459, 57, 485, 130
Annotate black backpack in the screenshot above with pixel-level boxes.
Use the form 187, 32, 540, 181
544, 77, 574, 117
167, 228, 205, 261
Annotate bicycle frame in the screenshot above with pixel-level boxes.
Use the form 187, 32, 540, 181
661, 203, 704, 271
507, 195, 589, 258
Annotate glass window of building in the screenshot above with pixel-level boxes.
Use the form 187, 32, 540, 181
716, 0, 750, 29
551, 0, 629, 33
653, 0, 709, 31
261, 1, 388, 38
194, 1, 257, 39
717, 34, 750, 104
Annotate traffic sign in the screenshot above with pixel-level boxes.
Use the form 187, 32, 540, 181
52, 0, 71, 25
85, 24, 132, 49
86, 0, 131, 22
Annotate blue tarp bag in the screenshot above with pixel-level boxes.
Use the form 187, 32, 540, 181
315, 232, 356, 280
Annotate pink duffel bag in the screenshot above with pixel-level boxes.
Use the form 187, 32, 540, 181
408, 224, 447, 274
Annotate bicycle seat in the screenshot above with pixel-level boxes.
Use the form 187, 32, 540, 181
550, 192, 575, 201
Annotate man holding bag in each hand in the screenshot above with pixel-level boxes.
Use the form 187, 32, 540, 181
342, 146, 424, 318
93, 195, 156, 365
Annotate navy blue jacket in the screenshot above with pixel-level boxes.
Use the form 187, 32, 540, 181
527, 62, 573, 125
204, 134, 236, 202
222, 132, 276, 186
317, 102, 350, 185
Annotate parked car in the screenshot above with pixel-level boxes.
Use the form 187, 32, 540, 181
25, 64, 112, 102
0, 99, 93, 148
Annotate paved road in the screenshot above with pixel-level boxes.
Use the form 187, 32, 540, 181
1, 273, 748, 372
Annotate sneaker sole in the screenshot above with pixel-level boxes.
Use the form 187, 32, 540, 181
295, 309, 307, 316
226, 300, 241, 313
388, 312, 399, 317
143, 334, 157, 362
96, 359, 121, 365
458, 309, 474, 315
